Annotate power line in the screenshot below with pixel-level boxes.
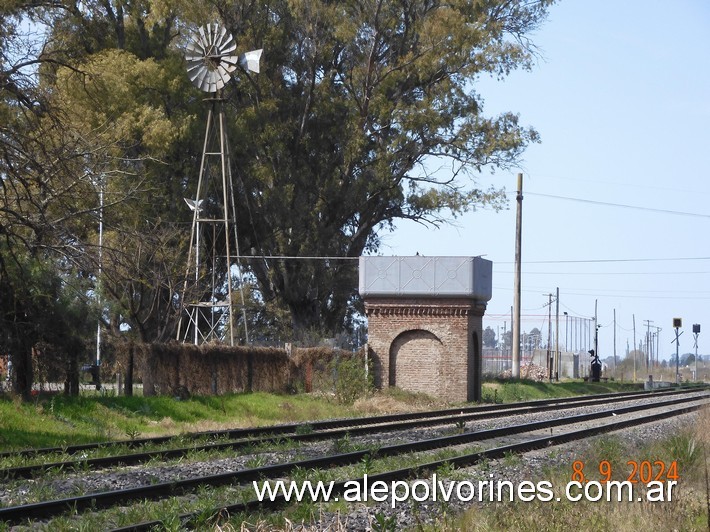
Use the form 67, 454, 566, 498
522, 191, 710, 218
234, 255, 359, 261
536, 285, 710, 295
495, 270, 710, 275
233, 255, 710, 264
493, 285, 710, 300
499, 256, 710, 265
522, 172, 710, 198
559, 302, 593, 319
556, 292, 710, 300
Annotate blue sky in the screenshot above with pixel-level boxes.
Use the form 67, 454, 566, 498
381, 1, 710, 362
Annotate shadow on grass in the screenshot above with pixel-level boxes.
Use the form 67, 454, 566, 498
0, 427, 101, 450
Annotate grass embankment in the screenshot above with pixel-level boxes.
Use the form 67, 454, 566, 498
481, 379, 643, 403
0, 392, 360, 451
436, 407, 709, 532
0, 379, 646, 451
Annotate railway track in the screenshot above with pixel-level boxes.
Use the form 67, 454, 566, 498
0, 387, 701, 480
119, 397, 706, 532
1, 386, 699, 462
0, 388, 707, 530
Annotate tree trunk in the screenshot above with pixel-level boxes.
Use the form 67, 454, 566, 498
12, 348, 33, 400
64, 349, 80, 396
289, 299, 321, 339
125, 342, 134, 397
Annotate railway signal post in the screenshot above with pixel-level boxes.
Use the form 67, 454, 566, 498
672, 318, 682, 385
693, 323, 700, 382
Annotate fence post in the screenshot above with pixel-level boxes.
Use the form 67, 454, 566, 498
305, 360, 313, 393
247, 351, 253, 392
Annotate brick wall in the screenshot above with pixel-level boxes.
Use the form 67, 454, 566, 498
390, 329, 443, 394
365, 297, 487, 402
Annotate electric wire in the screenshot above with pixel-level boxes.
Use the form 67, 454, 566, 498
518, 191, 710, 219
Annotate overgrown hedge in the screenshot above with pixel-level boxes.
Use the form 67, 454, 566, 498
114, 342, 371, 400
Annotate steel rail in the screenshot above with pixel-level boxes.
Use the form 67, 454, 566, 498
1, 393, 707, 526
1, 388, 705, 480
0, 386, 701, 462
116, 398, 707, 532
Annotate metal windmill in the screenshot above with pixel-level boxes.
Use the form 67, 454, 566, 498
176, 23, 262, 345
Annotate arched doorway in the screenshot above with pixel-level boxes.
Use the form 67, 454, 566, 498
389, 330, 443, 395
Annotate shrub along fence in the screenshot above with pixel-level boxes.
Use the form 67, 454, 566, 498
114, 342, 370, 401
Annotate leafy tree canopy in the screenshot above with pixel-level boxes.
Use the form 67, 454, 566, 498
220, 0, 551, 332
483, 326, 496, 348
2, 0, 555, 354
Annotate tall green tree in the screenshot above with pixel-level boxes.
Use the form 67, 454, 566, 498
3, 0, 554, 356
50, 48, 200, 342
0, 2, 191, 392
216, 0, 551, 334
1, 5, 102, 395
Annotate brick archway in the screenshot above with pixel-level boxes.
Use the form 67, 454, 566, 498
363, 298, 486, 402
359, 256, 492, 402
389, 329, 443, 393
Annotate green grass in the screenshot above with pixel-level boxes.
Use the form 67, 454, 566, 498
0, 379, 653, 451
434, 421, 709, 532
0, 392, 359, 451
1, 380, 703, 530
481, 379, 643, 403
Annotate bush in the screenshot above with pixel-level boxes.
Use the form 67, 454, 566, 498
331, 350, 373, 405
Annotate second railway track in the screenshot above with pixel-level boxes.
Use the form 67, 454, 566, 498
0, 386, 702, 480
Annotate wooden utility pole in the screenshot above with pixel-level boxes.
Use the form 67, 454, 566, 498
632, 314, 637, 382
555, 287, 560, 380
512, 173, 523, 378
613, 309, 617, 379
644, 320, 653, 372
595, 299, 599, 357
547, 294, 552, 382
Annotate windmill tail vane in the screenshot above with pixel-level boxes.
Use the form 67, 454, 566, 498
239, 49, 263, 74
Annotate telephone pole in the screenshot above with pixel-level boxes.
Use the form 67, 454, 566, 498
644, 320, 653, 372
544, 292, 557, 381
613, 309, 617, 379
652, 326, 662, 367
512, 173, 523, 378
594, 299, 598, 366
547, 294, 552, 382
632, 314, 637, 382
555, 287, 560, 380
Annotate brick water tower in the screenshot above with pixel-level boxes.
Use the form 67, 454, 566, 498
359, 256, 492, 402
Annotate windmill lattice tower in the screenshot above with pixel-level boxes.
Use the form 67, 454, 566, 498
176, 23, 261, 345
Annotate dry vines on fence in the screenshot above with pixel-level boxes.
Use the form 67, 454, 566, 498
115, 342, 370, 400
